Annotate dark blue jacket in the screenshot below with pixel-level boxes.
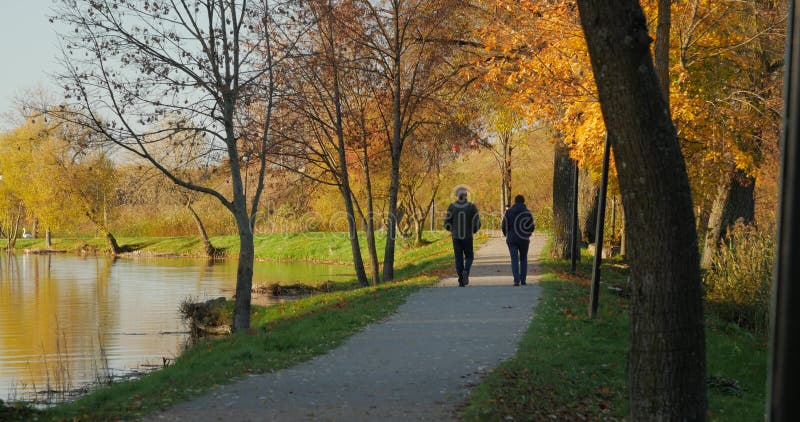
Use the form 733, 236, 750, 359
444, 200, 481, 240
502, 203, 535, 243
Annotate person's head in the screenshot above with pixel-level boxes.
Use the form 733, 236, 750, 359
456, 187, 468, 201
514, 194, 525, 204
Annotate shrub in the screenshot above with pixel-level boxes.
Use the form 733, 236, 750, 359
703, 221, 774, 335
179, 297, 233, 336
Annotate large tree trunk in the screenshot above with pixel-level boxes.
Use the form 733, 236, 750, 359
187, 201, 216, 257
700, 168, 756, 268
577, 1, 707, 420
552, 138, 575, 258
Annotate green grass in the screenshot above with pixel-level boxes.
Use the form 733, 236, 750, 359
4, 231, 454, 264
462, 242, 768, 421
32, 276, 438, 421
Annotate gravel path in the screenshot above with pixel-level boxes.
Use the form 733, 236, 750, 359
146, 232, 545, 421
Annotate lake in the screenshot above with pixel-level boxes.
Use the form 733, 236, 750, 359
0, 253, 354, 402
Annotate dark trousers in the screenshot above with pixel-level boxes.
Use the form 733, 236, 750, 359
507, 240, 530, 283
452, 238, 474, 276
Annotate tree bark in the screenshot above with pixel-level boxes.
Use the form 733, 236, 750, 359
382, 67, 402, 281
579, 168, 600, 244
577, 1, 707, 420
552, 138, 575, 258
501, 132, 512, 209
361, 129, 380, 285
232, 213, 254, 332
45, 228, 51, 249
654, 0, 671, 106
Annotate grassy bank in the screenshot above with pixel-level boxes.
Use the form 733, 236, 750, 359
3, 232, 465, 420
4, 231, 451, 263
27, 279, 439, 421
462, 244, 768, 421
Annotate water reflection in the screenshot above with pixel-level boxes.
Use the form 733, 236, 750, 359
0, 253, 352, 401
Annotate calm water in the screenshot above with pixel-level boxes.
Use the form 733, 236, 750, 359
0, 253, 353, 401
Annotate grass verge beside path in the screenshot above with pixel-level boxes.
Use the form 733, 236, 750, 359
462, 243, 768, 421
34, 276, 438, 421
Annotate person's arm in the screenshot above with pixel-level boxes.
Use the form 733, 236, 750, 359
443, 204, 454, 232
501, 210, 508, 237
472, 205, 481, 233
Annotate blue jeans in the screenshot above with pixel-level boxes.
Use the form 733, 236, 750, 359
452, 238, 474, 276
507, 240, 530, 284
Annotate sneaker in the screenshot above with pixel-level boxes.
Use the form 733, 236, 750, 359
463, 271, 470, 286
521, 280, 527, 286
458, 273, 465, 287
514, 281, 520, 286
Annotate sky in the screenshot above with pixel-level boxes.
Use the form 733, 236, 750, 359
0, 1, 63, 128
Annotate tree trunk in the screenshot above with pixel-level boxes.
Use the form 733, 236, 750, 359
654, 0, 671, 106
187, 201, 216, 257
365, 216, 380, 285
103, 229, 121, 255
700, 181, 728, 269
32, 217, 38, 239
577, 1, 707, 420
700, 168, 756, 268
7, 209, 21, 251
45, 228, 51, 249
382, 9, 403, 283
341, 184, 370, 287
723, 169, 755, 226
501, 132, 512, 209
579, 168, 600, 244
552, 138, 574, 258
328, 17, 369, 288
360, 122, 380, 285
382, 103, 402, 282
232, 214, 254, 332
363, 159, 380, 286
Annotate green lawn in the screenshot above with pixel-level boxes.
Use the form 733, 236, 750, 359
4, 231, 452, 264
462, 243, 768, 421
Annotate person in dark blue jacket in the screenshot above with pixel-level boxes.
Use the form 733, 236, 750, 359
502, 194, 535, 286
444, 187, 481, 287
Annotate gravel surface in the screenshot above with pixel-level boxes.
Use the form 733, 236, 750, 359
145, 232, 545, 421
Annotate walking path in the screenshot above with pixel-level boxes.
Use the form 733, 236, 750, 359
146, 232, 546, 421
